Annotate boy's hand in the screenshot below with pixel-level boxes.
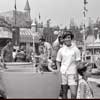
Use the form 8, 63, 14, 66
52, 70, 59, 74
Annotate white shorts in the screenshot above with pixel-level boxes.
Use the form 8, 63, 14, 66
61, 74, 78, 85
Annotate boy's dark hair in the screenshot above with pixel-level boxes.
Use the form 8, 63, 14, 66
63, 30, 74, 40
77, 62, 92, 76
77, 66, 87, 76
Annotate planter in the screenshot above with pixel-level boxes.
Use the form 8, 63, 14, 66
0, 63, 61, 99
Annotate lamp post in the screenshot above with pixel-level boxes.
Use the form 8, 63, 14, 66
12, 0, 19, 48
92, 27, 98, 67
82, 0, 88, 61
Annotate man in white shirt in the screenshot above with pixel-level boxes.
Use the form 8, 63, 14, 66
56, 30, 81, 99
39, 36, 52, 59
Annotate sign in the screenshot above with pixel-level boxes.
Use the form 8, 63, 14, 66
0, 27, 12, 38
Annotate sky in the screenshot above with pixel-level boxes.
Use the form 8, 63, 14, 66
0, 0, 100, 28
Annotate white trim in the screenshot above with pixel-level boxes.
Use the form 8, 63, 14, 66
88, 78, 100, 84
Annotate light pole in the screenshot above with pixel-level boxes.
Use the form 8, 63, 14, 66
92, 27, 98, 67
82, 0, 88, 61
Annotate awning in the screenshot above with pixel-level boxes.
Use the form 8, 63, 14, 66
87, 43, 100, 47
0, 31, 12, 38
0, 27, 12, 38
20, 28, 40, 43
87, 43, 100, 49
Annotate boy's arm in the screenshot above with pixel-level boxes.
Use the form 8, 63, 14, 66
55, 48, 62, 72
56, 61, 60, 71
75, 48, 81, 69
76, 60, 81, 69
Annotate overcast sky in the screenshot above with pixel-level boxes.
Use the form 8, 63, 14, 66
0, 0, 99, 28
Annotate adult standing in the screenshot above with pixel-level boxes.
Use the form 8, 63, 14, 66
15, 45, 26, 62
1, 39, 13, 62
39, 36, 52, 59
56, 30, 81, 99
0, 39, 13, 99
52, 33, 64, 61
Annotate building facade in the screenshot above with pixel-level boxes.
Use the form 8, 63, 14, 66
0, 0, 33, 49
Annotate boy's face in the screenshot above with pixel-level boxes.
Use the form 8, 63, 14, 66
85, 65, 92, 77
64, 35, 72, 46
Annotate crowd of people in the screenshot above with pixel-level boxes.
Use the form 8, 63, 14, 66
0, 30, 94, 99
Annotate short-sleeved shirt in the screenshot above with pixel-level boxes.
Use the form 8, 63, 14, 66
56, 44, 81, 74
1, 45, 13, 62
40, 42, 52, 58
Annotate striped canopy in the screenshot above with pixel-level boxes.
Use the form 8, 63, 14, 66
20, 28, 40, 43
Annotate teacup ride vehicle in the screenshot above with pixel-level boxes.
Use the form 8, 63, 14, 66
0, 59, 61, 99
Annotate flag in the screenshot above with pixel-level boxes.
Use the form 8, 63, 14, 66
84, 0, 88, 5
39, 13, 41, 20
14, 0, 16, 10
84, 7, 88, 12
35, 18, 37, 24
83, 11, 86, 17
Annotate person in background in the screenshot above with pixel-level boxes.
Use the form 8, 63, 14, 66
77, 62, 94, 99
25, 47, 33, 62
53, 32, 64, 48
52, 33, 64, 61
12, 48, 17, 62
39, 36, 52, 59
15, 45, 26, 62
1, 39, 13, 62
0, 40, 12, 98
38, 45, 49, 72
56, 30, 81, 99
36, 45, 59, 72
